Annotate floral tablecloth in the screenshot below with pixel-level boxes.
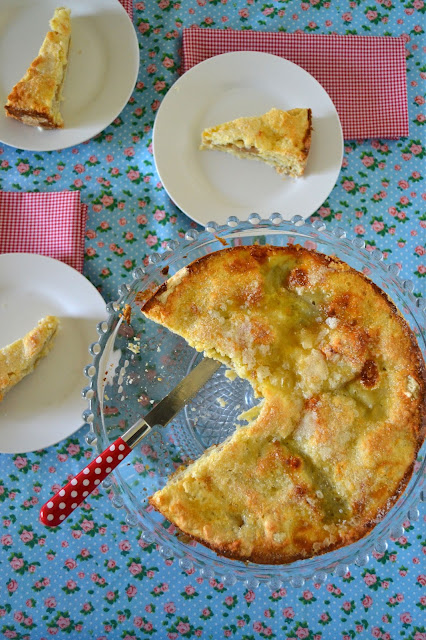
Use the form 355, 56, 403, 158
0, 1, 425, 639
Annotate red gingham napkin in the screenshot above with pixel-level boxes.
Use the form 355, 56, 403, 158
0, 191, 88, 273
182, 28, 409, 140
120, 0, 133, 21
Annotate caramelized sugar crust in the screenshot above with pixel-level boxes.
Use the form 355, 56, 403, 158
142, 245, 425, 564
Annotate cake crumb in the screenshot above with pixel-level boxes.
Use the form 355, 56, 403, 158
120, 304, 132, 325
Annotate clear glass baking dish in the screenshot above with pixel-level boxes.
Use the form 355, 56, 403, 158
83, 215, 426, 588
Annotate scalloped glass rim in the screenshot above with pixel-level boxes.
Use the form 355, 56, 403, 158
83, 215, 426, 588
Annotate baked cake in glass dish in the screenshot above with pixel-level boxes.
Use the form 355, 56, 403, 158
141, 245, 425, 565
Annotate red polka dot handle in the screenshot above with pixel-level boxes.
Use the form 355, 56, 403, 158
39, 437, 132, 527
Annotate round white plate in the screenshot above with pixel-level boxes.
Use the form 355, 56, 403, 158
0, 254, 105, 453
153, 52, 343, 225
0, 0, 139, 152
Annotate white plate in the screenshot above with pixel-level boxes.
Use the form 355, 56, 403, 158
0, 0, 139, 151
153, 52, 343, 225
0, 254, 105, 453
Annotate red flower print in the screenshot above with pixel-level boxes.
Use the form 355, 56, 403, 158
126, 585, 137, 598
362, 595, 373, 608
64, 558, 77, 570
127, 170, 140, 181
10, 556, 24, 571
153, 209, 166, 222
67, 443, 80, 456
100, 195, 114, 207
362, 155, 375, 167
80, 520, 95, 533
164, 602, 176, 614
176, 622, 190, 634
400, 612, 412, 624
245, 589, 255, 603
372, 220, 384, 232
128, 562, 143, 576
162, 56, 174, 69
363, 573, 377, 586
56, 616, 71, 630
14, 456, 28, 469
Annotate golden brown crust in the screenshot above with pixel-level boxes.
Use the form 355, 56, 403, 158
4, 8, 71, 129
0, 316, 59, 402
200, 108, 312, 178
142, 245, 425, 564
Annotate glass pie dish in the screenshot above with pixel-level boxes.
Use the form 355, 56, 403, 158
83, 215, 426, 588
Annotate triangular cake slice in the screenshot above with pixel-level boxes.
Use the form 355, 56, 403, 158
140, 246, 425, 564
0, 316, 59, 402
200, 108, 312, 177
4, 7, 71, 129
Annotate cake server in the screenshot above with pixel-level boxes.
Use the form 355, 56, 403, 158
40, 357, 221, 527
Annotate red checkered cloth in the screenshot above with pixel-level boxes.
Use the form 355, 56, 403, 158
120, 0, 133, 21
0, 191, 88, 273
182, 28, 409, 140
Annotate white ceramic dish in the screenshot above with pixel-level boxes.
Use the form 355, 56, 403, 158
153, 52, 343, 225
0, 253, 105, 453
0, 0, 139, 151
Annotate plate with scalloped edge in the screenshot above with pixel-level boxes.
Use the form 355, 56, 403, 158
153, 51, 344, 225
0, 253, 105, 453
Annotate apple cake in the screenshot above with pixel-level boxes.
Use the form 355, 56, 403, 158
200, 108, 312, 177
140, 245, 425, 564
0, 316, 59, 402
4, 7, 71, 129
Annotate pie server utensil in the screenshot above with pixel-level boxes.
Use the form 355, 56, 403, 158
40, 357, 221, 527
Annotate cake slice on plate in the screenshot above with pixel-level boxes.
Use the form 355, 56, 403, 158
200, 107, 312, 177
0, 316, 59, 402
4, 7, 71, 129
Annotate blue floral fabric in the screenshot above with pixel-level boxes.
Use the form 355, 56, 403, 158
0, 0, 425, 638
